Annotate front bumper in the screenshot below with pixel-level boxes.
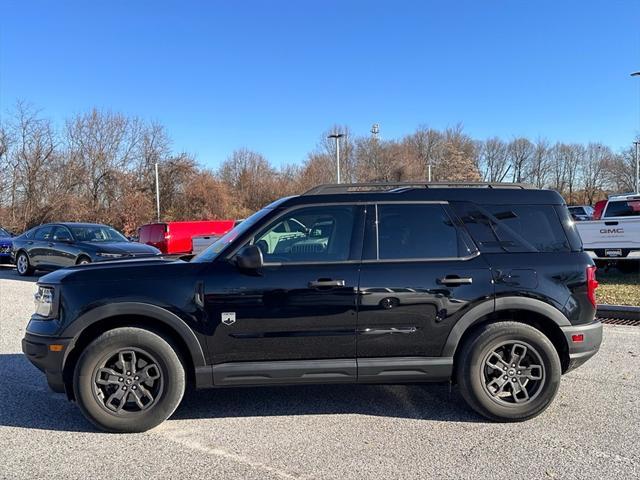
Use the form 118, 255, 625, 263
22, 333, 72, 393
561, 320, 603, 373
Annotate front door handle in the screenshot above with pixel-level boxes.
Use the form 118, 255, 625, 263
309, 279, 346, 288
438, 275, 473, 286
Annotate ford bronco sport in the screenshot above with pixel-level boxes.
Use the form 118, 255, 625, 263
22, 182, 602, 432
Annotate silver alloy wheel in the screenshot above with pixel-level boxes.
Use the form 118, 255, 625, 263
481, 341, 545, 405
17, 253, 28, 274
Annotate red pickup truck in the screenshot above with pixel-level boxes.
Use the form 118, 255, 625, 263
138, 220, 236, 255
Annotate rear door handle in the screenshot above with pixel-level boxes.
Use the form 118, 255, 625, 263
438, 276, 473, 286
309, 279, 346, 288
604, 221, 618, 226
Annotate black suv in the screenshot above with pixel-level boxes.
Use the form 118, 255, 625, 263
22, 183, 602, 432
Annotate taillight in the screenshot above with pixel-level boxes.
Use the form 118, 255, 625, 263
586, 265, 598, 307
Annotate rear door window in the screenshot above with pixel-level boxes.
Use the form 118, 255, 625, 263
604, 200, 640, 218
367, 203, 474, 260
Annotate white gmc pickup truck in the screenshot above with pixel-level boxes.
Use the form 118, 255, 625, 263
576, 193, 640, 273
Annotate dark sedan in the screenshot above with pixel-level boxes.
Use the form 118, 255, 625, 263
0, 227, 13, 264
11, 222, 161, 276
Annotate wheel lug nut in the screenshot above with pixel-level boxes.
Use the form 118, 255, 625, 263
118, 377, 123, 382
134, 376, 139, 380
517, 371, 521, 375
132, 385, 137, 390
512, 378, 517, 382
511, 364, 516, 367
503, 375, 508, 380
126, 371, 131, 375
122, 386, 127, 390
503, 367, 507, 371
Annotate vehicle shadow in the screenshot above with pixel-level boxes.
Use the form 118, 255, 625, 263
0, 265, 41, 283
0, 353, 482, 433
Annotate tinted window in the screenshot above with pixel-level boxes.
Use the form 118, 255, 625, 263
376, 204, 460, 259
52, 226, 73, 241
34, 226, 54, 241
69, 225, 127, 242
604, 200, 640, 218
484, 205, 570, 252
252, 205, 358, 263
0, 227, 10, 237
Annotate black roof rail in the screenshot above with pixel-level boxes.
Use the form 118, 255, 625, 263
303, 181, 534, 195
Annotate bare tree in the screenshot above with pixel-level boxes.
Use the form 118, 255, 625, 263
508, 137, 534, 183
527, 139, 551, 188
581, 143, 611, 204
479, 137, 510, 182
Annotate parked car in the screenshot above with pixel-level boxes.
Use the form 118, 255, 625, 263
0, 226, 14, 264
576, 193, 640, 273
11, 222, 161, 276
138, 220, 236, 255
568, 205, 594, 221
22, 182, 602, 432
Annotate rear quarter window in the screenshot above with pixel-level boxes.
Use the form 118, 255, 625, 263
483, 205, 571, 252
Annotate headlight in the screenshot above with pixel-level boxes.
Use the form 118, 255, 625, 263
96, 252, 125, 258
34, 286, 55, 317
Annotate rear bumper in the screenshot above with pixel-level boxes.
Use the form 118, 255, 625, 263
561, 320, 603, 373
585, 249, 640, 261
22, 333, 72, 393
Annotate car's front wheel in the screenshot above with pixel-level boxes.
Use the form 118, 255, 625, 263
457, 321, 561, 422
73, 327, 185, 433
16, 251, 34, 276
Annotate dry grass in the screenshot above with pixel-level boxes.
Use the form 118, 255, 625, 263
597, 270, 640, 306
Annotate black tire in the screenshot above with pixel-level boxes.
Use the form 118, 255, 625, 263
457, 321, 561, 422
16, 251, 35, 276
73, 327, 185, 433
76, 256, 91, 265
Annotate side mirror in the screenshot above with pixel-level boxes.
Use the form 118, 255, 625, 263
235, 244, 263, 273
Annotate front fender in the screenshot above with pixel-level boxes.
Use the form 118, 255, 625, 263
61, 302, 207, 368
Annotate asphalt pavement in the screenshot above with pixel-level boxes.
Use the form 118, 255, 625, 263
0, 265, 638, 479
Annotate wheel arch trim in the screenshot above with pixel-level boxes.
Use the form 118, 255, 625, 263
442, 297, 571, 357
62, 302, 207, 368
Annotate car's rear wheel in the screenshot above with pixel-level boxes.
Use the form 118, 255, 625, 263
77, 256, 91, 265
457, 321, 561, 422
16, 251, 34, 276
73, 327, 185, 433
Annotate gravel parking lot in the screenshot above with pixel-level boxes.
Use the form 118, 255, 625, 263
0, 265, 638, 480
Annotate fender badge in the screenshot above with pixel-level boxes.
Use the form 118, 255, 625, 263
221, 312, 236, 326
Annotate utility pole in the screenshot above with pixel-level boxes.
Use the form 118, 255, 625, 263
328, 132, 345, 184
155, 162, 161, 222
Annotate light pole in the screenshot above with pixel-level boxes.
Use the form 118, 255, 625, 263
155, 162, 161, 222
633, 72, 640, 192
328, 133, 345, 184
634, 141, 640, 194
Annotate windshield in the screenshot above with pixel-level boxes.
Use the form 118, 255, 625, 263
70, 225, 128, 242
0, 227, 10, 237
192, 207, 273, 262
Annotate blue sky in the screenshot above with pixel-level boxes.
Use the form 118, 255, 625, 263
1, 1, 639, 168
